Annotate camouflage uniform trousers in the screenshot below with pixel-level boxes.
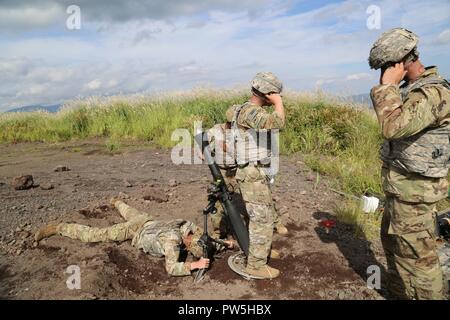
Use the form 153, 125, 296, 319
381, 194, 444, 300
57, 201, 153, 243
211, 167, 281, 238
437, 242, 450, 294
235, 164, 275, 269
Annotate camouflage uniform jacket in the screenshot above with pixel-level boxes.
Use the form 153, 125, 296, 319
206, 123, 237, 169
226, 101, 285, 130
371, 66, 450, 203
131, 219, 192, 276
226, 102, 284, 166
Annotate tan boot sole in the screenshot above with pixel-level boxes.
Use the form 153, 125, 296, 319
245, 266, 280, 279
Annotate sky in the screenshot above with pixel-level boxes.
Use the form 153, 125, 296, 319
0, 0, 449, 111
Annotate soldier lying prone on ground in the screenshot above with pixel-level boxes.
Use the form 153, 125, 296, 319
34, 199, 235, 277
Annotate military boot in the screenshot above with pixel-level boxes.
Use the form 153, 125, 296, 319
34, 223, 60, 241
245, 265, 280, 279
275, 223, 288, 235
270, 249, 281, 259
109, 197, 121, 207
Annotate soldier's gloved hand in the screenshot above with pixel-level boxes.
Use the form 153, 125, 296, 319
191, 258, 210, 270
381, 62, 407, 85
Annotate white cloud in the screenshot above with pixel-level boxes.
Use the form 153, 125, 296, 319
86, 79, 102, 90
16, 84, 46, 97
0, 0, 274, 32
0, 0, 449, 111
346, 73, 372, 81
106, 79, 118, 88
0, 57, 32, 75
315, 72, 375, 91
0, 3, 64, 31
435, 29, 450, 45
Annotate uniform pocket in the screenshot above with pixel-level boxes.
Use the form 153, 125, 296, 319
246, 202, 272, 225
239, 181, 273, 205
395, 230, 437, 260
237, 165, 272, 205
236, 165, 263, 182
388, 199, 436, 235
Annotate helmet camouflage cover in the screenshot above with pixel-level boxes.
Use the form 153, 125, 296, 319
180, 220, 197, 238
188, 228, 204, 258
369, 28, 419, 70
251, 72, 283, 94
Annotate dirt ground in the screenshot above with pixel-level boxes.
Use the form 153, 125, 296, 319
0, 140, 387, 300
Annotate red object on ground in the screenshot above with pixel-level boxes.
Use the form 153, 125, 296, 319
320, 219, 336, 229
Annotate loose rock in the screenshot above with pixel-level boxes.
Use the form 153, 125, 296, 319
54, 165, 70, 172
118, 192, 130, 199
169, 179, 178, 187
11, 175, 34, 190
143, 187, 169, 203
124, 180, 133, 188
40, 183, 54, 190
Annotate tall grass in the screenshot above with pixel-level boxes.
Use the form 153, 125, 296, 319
0, 90, 247, 146
334, 199, 382, 241
281, 94, 383, 196
0, 89, 384, 238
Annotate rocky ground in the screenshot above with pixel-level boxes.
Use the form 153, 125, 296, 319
0, 140, 388, 300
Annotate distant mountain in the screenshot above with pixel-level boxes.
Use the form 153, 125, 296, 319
6, 104, 62, 113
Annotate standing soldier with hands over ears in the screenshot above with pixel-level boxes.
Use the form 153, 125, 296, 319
369, 28, 450, 299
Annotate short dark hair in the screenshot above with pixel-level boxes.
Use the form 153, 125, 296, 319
251, 87, 266, 99
402, 48, 419, 65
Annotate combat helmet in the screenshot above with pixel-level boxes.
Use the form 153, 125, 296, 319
188, 228, 204, 258
369, 28, 419, 70
180, 220, 197, 237
180, 221, 204, 257
251, 72, 283, 95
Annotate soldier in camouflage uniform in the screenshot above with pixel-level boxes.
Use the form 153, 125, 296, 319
369, 28, 450, 299
206, 122, 288, 239
220, 72, 285, 279
438, 212, 450, 293
206, 122, 239, 237
35, 199, 234, 276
